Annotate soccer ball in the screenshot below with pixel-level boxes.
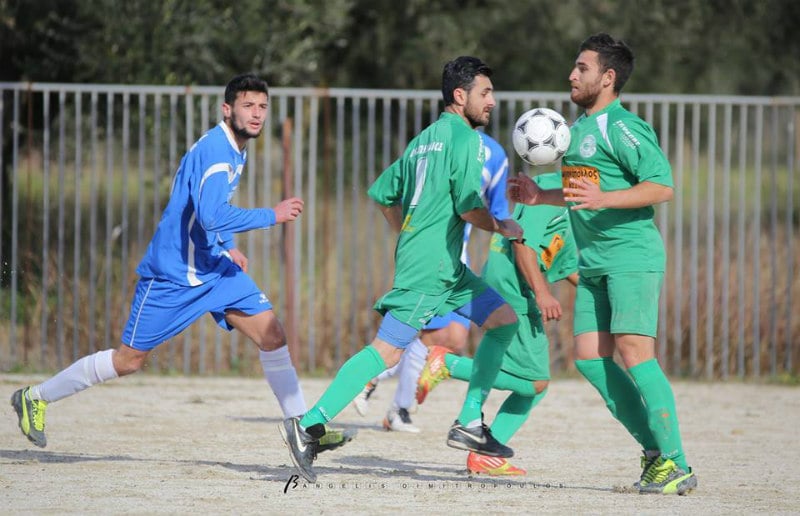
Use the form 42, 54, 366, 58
512, 108, 571, 166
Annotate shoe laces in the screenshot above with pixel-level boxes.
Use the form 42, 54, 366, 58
643, 458, 675, 484
31, 399, 47, 432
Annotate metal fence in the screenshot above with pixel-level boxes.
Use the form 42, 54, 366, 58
1, 82, 798, 379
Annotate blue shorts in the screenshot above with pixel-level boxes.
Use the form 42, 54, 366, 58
424, 311, 471, 331
121, 264, 272, 351
376, 285, 505, 349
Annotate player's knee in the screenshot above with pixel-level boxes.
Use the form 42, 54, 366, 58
112, 348, 148, 376
483, 304, 518, 330
256, 326, 287, 352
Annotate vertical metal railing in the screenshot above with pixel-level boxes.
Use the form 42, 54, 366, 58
0, 83, 798, 379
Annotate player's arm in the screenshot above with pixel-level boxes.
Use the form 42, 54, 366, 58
460, 208, 523, 240
194, 162, 278, 232
508, 173, 566, 206
378, 203, 404, 233
511, 240, 562, 322
564, 178, 672, 211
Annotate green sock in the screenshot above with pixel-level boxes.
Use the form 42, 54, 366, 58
575, 357, 658, 451
300, 345, 386, 428
457, 320, 518, 425
628, 358, 688, 471
446, 353, 536, 397
490, 390, 545, 444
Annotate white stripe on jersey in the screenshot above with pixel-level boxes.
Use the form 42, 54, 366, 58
186, 213, 201, 286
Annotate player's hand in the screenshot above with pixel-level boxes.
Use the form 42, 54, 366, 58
564, 178, 604, 210
228, 248, 248, 272
507, 173, 542, 205
274, 197, 304, 223
536, 290, 562, 322
497, 218, 523, 240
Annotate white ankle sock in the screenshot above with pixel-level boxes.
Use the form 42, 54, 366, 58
29, 349, 118, 403
259, 347, 307, 419
393, 338, 428, 409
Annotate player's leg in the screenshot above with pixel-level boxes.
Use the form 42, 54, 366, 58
280, 293, 425, 482
608, 273, 695, 494
442, 272, 518, 457
571, 275, 659, 465
383, 337, 427, 432
225, 308, 307, 419
10, 277, 194, 448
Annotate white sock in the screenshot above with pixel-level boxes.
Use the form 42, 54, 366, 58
393, 338, 429, 410
29, 349, 118, 403
259, 347, 307, 419
375, 363, 399, 382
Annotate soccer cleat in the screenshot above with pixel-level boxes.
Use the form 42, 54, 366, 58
10, 388, 48, 448
634, 451, 663, 488
638, 458, 698, 495
278, 417, 320, 483
416, 345, 450, 405
352, 380, 378, 417
446, 419, 513, 458
382, 407, 420, 433
316, 426, 357, 454
467, 452, 526, 476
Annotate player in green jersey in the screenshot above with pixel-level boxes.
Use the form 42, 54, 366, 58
280, 56, 524, 483
508, 33, 697, 495
416, 171, 578, 476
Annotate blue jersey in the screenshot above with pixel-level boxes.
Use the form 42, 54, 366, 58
137, 122, 276, 286
461, 132, 510, 263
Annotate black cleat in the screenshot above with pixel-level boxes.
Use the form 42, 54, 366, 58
446, 419, 513, 458
279, 417, 319, 482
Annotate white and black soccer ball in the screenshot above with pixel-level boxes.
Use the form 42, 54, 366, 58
512, 108, 571, 166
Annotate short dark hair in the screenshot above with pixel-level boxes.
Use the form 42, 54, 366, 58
441, 56, 493, 106
579, 33, 634, 93
224, 73, 269, 105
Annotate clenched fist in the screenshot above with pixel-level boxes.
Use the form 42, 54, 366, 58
274, 197, 304, 223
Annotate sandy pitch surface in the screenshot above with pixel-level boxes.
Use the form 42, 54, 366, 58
1, 373, 798, 514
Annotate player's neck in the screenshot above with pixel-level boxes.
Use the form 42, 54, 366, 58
584, 92, 618, 116
444, 104, 472, 128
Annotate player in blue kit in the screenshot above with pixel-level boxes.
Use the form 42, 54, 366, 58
10, 74, 352, 453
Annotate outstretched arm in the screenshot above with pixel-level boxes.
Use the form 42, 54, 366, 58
460, 207, 523, 240
507, 173, 565, 206
564, 178, 672, 210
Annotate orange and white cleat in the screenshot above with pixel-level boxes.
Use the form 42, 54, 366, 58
416, 345, 451, 405
467, 452, 527, 476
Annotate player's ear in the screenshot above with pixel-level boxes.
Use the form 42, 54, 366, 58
453, 87, 467, 106
222, 102, 232, 119
603, 68, 616, 89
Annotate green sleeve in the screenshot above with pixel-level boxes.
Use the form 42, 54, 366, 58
368, 158, 403, 206
611, 118, 673, 188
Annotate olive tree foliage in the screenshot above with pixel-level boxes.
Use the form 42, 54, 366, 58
1, 0, 798, 92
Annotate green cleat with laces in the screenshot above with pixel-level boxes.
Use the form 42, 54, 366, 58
638, 458, 697, 495
11, 387, 48, 448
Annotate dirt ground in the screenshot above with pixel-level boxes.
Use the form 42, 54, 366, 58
1, 372, 798, 514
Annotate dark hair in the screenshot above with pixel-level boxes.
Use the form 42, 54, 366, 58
224, 73, 269, 105
441, 56, 493, 106
579, 33, 634, 93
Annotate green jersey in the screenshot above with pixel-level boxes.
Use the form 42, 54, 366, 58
482, 172, 577, 316
368, 112, 486, 294
562, 98, 673, 276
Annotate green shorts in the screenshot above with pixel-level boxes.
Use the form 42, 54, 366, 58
573, 272, 663, 338
373, 267, 491, 331
501, 312, 550, 381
